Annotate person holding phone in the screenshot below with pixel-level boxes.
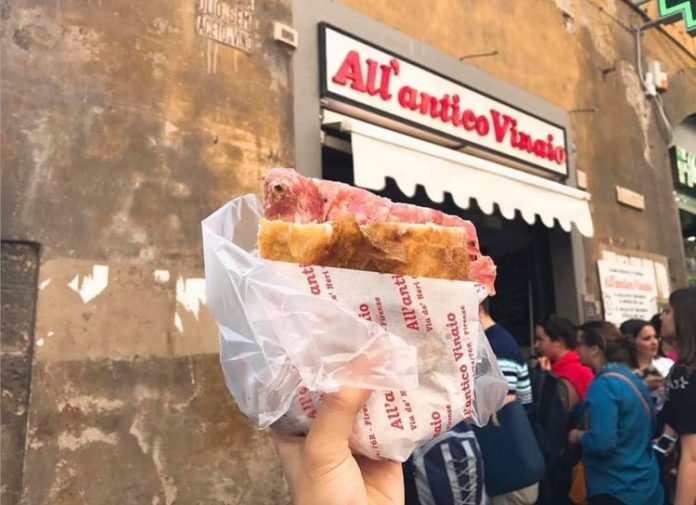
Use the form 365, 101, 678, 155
660, 288, 696, 505
620, 319, 674, 412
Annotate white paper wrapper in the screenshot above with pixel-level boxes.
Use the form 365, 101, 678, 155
202, 194, 507, 461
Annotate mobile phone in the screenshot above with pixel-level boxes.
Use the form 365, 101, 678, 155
652, 434, 677, 454
643, 366, 661, 377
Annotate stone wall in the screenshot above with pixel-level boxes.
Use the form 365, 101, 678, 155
2, 0, 293, 502
2, 0, 695, 503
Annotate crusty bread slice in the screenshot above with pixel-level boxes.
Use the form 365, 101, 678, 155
258, 216, 471, 281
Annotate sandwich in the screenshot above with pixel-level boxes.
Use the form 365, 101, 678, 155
258, 168, 495, 294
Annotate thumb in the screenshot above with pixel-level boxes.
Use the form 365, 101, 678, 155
304, 388, 370, 473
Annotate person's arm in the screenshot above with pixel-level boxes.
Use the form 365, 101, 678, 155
675, 434, 696, 505
580, 379, 619, 457
498, 359, 520, 398
516, 363, 533, 414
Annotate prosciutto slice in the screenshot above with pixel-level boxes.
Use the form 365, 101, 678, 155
263, 168, 496, 294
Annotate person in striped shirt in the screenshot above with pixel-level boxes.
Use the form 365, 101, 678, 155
478, 299, 533, 408
478, 299, 537, 505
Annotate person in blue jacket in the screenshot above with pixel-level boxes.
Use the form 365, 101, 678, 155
568, 321, 663, 505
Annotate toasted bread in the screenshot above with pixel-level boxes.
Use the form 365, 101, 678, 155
258, 217, 470, 281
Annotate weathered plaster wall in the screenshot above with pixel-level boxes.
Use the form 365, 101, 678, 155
2, 0, 695, 503
2, 0, 293, 503
339, 0, 696, 295
2, 0, 293, 259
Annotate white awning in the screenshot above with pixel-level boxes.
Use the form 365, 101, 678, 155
322, 110, 594, 237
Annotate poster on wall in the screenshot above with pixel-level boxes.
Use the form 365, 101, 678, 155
597, 260, 659, 325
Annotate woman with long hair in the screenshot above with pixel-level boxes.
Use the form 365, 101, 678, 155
620, 319, 674, 411
620, 319, 674, 376
661, 287, 696, 505
568, 321, 662, 505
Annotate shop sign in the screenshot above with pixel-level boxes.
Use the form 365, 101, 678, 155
597, 260, 659, 325
319, 24, 569, 177
671, 145, 696, 196
657, 0, 696, 37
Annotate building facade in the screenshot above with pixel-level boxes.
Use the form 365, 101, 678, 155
1, 0, 695, 503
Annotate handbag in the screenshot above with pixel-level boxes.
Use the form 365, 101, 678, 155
473, 399, 545, 497
568, 462, 588, 505
569, 408, 589, 505
568, 371, 653, 505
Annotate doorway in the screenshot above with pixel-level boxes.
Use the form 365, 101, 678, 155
322, 144, 556, 350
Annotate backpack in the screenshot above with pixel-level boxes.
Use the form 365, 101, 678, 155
403, 422, 488, 505
528, 367, 570, 471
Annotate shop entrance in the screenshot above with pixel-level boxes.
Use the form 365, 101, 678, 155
679, 209, 696, 285
672, 114, 696, 286
323, 144, 556, 350
464, 205, 556, 350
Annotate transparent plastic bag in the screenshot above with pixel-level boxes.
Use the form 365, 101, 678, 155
202, 195, 507, 461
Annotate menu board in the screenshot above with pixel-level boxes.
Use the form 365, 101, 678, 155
597, 260, 659, 325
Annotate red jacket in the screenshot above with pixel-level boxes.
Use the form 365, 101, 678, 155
552, 350, 594, 401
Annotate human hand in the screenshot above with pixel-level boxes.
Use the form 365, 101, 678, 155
273, 388, 404, 505
538, 356, 552, 371
643, 373, 665, 392
568, 428, 584, 445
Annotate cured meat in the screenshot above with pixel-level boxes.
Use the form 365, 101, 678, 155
263, 168, 324, 223
262, 168, 496, 294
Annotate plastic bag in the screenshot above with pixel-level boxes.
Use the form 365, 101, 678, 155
202, 195, 507, 461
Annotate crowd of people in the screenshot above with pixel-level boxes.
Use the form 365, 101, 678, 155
402, 287, 696, 505
272, 287, 696, 505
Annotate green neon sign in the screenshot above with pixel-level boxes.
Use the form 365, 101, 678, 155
673, 146, 696, 196
658, 0, 696, 36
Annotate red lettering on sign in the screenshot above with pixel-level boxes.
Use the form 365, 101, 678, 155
450, 95, 462, 126
475, 115, 490, 136
491, 109, 513, 143
398, 85, 418, 110
461, 109, 476, 131
332, 50, 366, 91
365, 58, 380, 96
379, 59, 400, 100
330, 48, 566, 167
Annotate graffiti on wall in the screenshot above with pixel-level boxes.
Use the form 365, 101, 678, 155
195, 0, 255, 53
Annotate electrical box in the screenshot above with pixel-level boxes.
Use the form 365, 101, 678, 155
645, 60, 668, 96
273, 22, 298, 48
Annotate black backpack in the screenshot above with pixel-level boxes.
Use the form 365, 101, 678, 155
529, 366, 579, 505
528, 366, 570, 470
